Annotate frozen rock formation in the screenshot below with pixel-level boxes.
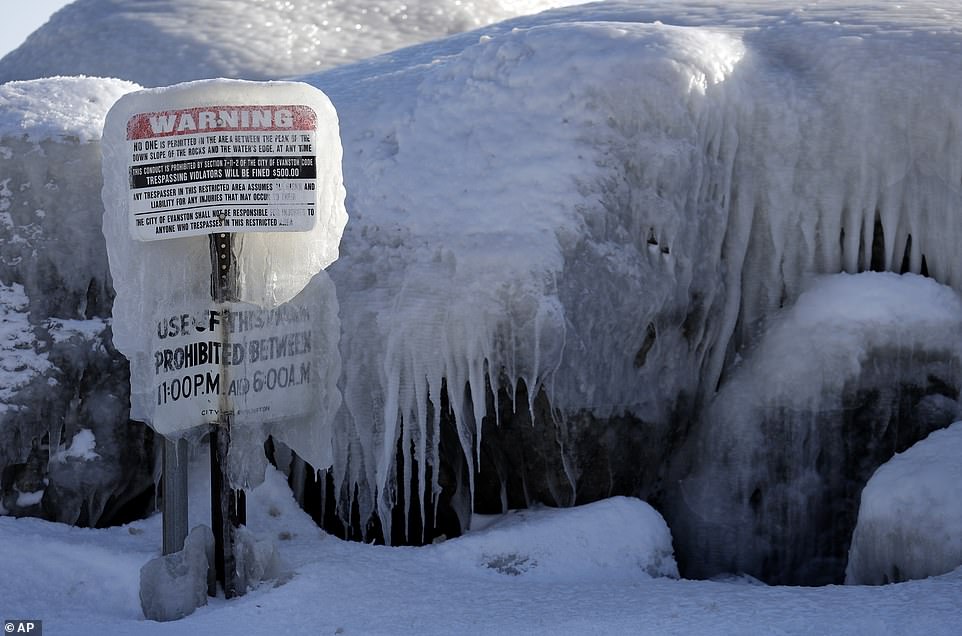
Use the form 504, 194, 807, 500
846, 422, 962, 585
0, 77, 154, 526
667, 273, 962, 584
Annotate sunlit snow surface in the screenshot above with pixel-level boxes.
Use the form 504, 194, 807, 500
0, 0, 587, 86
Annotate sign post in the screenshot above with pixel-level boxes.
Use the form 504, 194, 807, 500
101, 79, 347, 601
209, 232, 245, 597
161, 437, 188, 555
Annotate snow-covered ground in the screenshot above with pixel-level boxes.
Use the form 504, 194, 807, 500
2, 464, 961, 635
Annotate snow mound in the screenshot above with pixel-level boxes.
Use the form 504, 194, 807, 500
434, 497, 679, 582
846, 422, 962, 585
0, 76, 139, 142
0, 0, 585, 87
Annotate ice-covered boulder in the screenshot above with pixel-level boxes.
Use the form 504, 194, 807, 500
310, 2, 962, 547
234, 526, 285, 592
0, 77, 154, 526
0, 0, 584, 87
667, 273, 962, 585
845, 422, 962, 585
0, 77, 137, 315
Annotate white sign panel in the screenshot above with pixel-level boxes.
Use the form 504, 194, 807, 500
150, 300, 321, 432
126, 104, 320, 240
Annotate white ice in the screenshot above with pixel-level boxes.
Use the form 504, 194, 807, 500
846, 421, 962, 585
438, 496, 679, 581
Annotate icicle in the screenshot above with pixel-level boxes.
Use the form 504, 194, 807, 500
413, 372, 429, 540
290, 455, 306, 504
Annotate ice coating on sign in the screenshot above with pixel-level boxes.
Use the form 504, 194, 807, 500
103, 79, 346, 307
102, 79, 346, 445
0, 0, 587, 87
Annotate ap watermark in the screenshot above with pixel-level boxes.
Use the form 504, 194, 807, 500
3, 621, 41, 634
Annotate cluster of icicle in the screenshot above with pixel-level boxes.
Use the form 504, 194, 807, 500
317, 16, 962, 541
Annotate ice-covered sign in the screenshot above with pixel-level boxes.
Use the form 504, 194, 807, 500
127, 103, 320, 240
102, 80, 347, 436
149, 294, 331, 434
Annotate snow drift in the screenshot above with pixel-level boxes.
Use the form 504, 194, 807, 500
436, 497, 679, 581
846, 421, 962, 585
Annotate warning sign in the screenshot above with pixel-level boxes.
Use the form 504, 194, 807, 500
126, 105, 320, 241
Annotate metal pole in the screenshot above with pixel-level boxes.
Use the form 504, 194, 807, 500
210, 231, 247, 598
161, 436, 188, 555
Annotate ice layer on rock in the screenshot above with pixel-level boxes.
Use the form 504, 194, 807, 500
846, 421, 962, 585
669, 273, 962, 583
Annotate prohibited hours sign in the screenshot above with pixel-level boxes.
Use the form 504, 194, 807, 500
126, 103, 320, 240
101, 79, 347, 435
